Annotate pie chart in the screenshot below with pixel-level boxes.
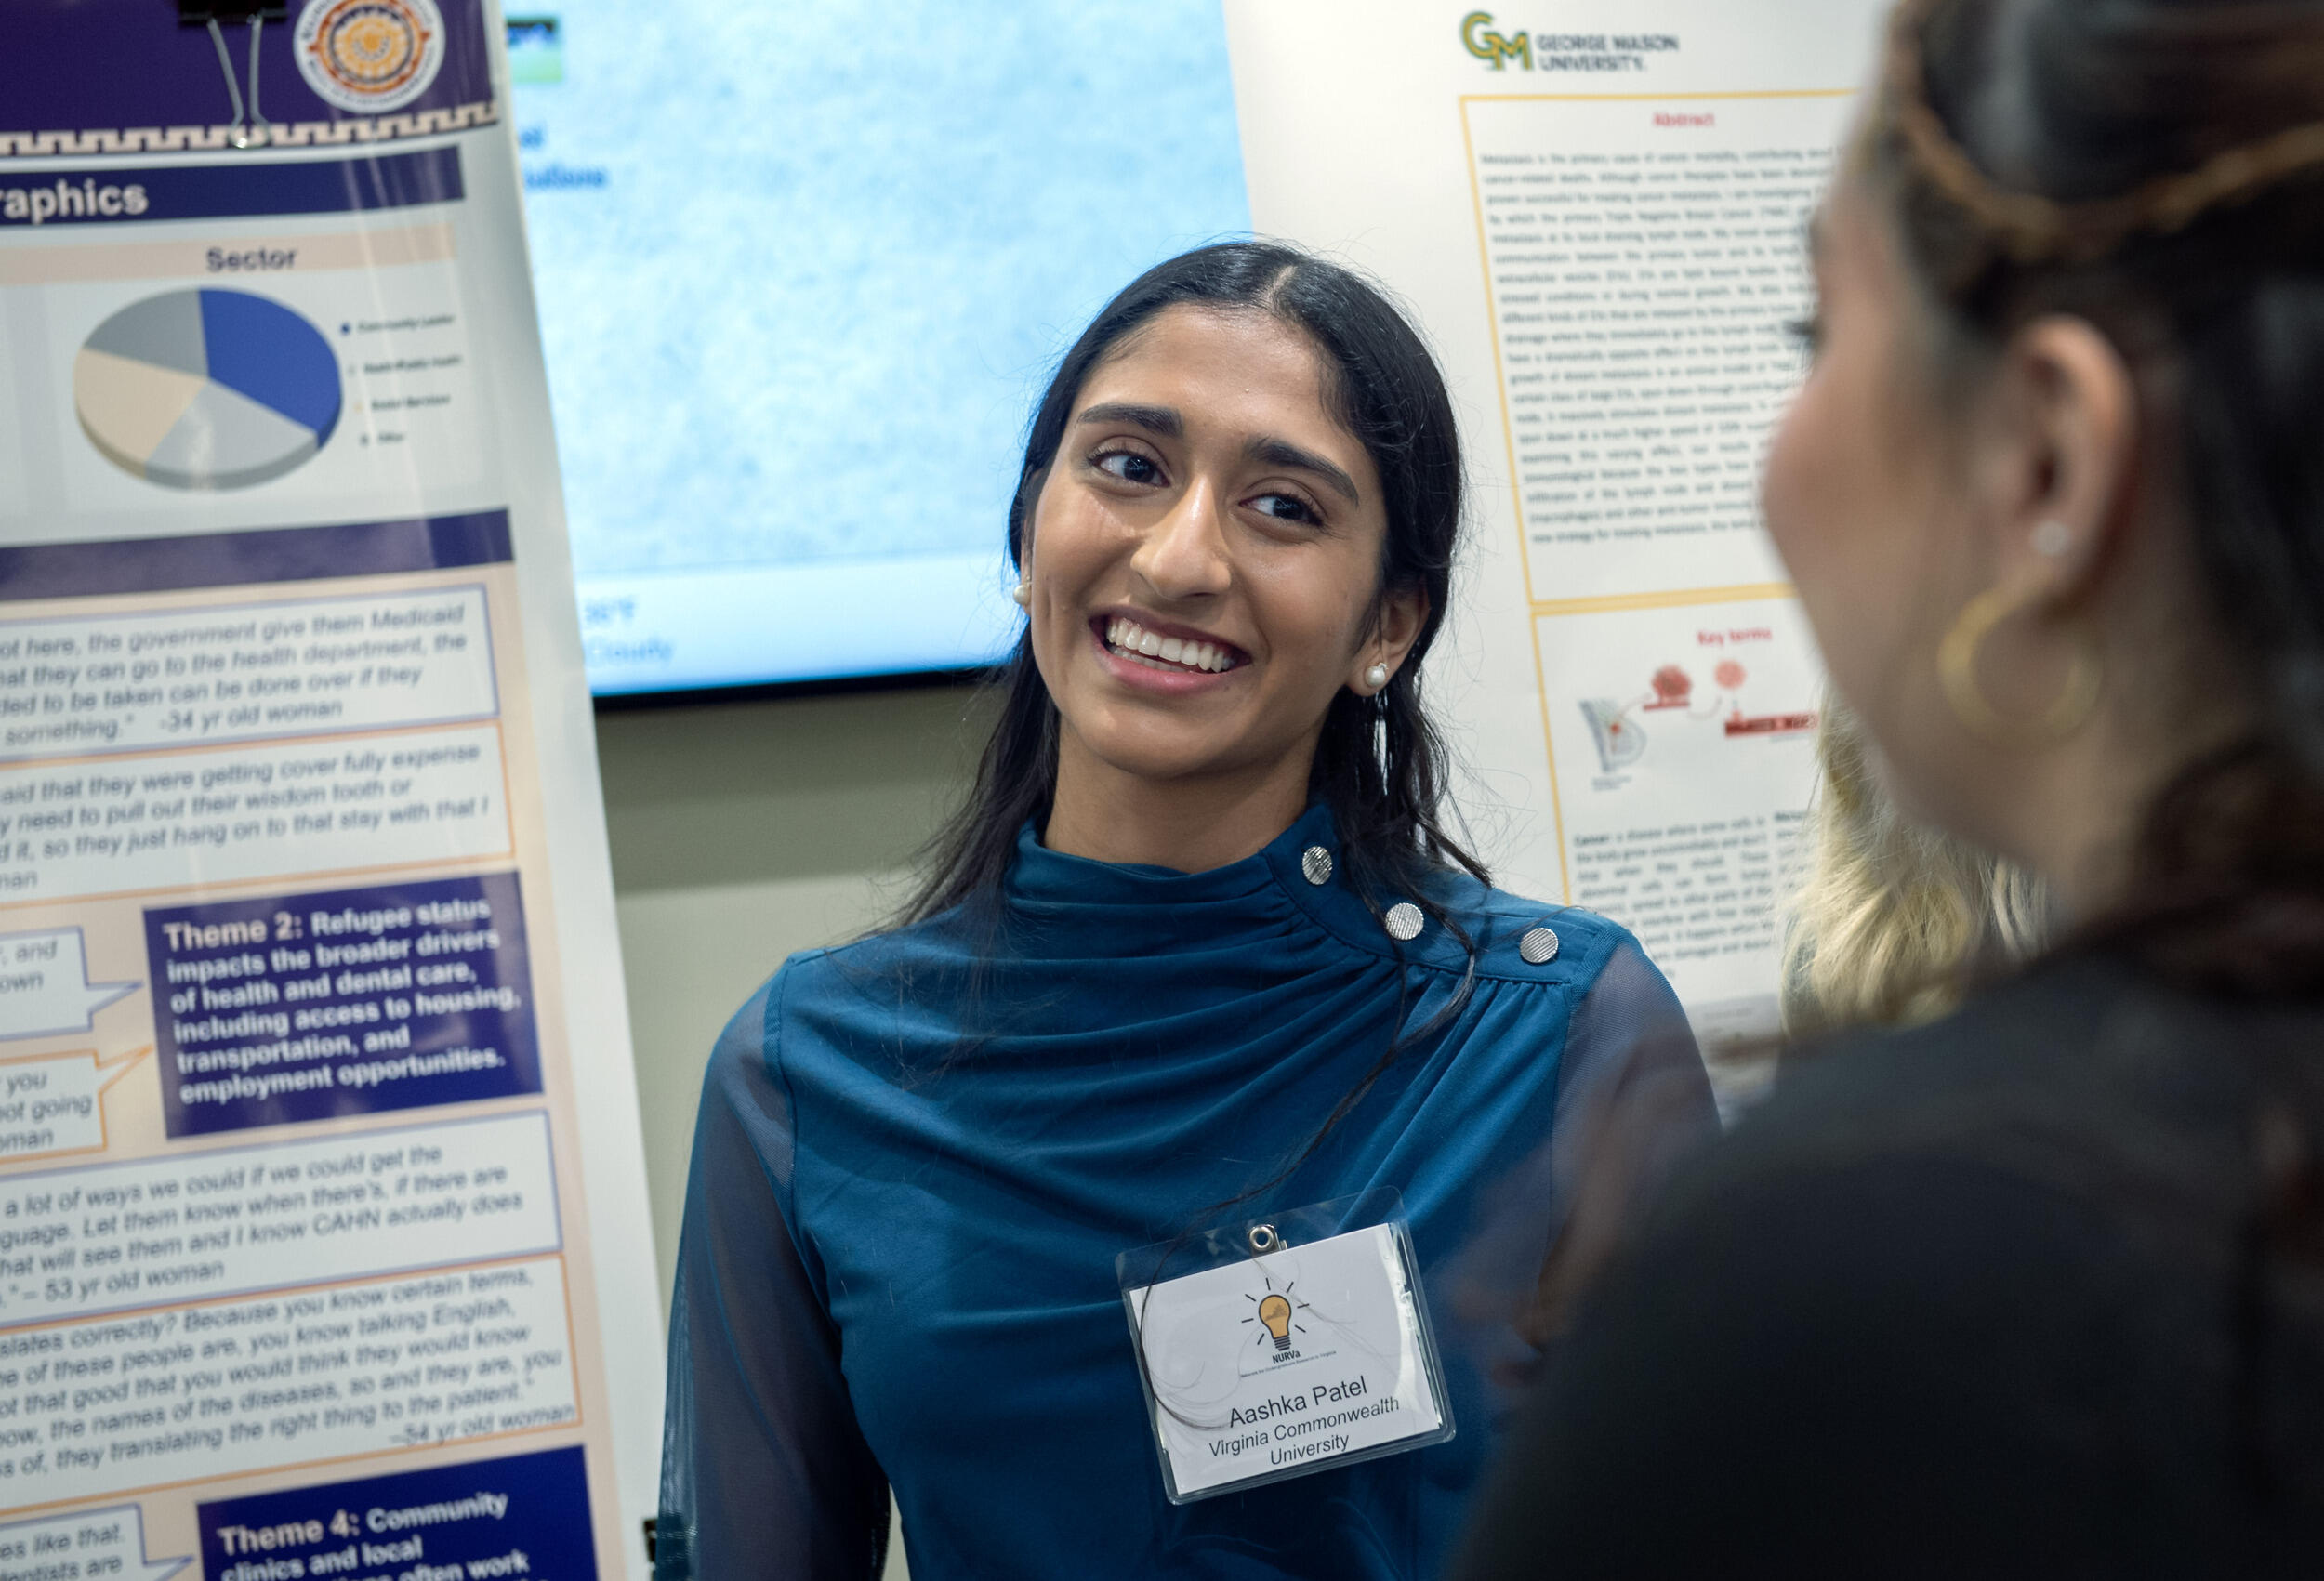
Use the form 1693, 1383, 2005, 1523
74, 289, 343, 490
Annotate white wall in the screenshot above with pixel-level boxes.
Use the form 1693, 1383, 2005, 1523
596, 682, 996, 1578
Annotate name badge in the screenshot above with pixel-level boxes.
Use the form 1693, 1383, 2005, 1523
1118, 1199, 1454, 1503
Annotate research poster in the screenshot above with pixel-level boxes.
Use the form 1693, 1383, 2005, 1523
1224, 0, 1884, 1048
0, 6, 661, 1577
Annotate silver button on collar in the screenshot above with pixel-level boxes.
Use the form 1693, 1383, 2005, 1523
1301, 846, 1333, 886
1384, 902, 1424, 942
1519, 926, 1561, 965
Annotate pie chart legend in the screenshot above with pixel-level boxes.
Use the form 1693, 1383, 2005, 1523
73, 289, 344, 490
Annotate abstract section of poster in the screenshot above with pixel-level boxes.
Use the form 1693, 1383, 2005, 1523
2, 5, 658, 1577
1465, 91, 1850, 603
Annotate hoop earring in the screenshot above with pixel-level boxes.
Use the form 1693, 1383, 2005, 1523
1936, 582, 2103, 745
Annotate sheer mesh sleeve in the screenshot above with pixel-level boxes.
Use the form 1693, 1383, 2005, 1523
656, 977, 891, 1580
1452, 942, 1721, 1390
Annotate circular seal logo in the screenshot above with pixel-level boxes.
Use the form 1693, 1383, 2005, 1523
295, 0, 446, 113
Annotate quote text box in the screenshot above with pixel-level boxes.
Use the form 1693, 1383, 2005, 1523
0, 1258, 576, 1510
0, 725, 510, 906
0, 1503, 188, 1581
0, 587, 496, 764
0, 1048, 148, 1164
0, 1111, 558, 1329
0, 926, 136, 1039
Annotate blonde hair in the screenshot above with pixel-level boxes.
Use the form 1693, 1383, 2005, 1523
1781, 701, 2049, 1037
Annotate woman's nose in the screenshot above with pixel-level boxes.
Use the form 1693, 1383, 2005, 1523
1130, 480, 1233, 601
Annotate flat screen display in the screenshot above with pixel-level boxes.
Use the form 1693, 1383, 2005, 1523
507, 3, 1252, 695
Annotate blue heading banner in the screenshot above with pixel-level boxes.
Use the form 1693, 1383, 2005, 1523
198, 1447, 598, 1581
0, 147, 462, 228
148, 873, 545, 1137
0, 512, 513, 601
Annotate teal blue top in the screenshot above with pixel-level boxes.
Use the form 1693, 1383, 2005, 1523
657, 804, 1713, 1578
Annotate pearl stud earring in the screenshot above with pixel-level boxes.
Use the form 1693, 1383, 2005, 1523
1364, 663, 1390, 691
1010, 580, 1030, 608
2030, 520, 2074, 559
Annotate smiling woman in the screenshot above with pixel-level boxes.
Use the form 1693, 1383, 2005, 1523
1027, 305, 1425, 876
654, 243, 1718, 1580
910, 243, 1476, 918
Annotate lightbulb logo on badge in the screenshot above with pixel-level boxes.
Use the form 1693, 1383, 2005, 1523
295, 0, 447, 113
1244, 1277, 1310, 1362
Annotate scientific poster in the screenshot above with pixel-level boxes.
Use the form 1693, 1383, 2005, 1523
0, 5, 660, 1577
1224, 0, 1883, 1050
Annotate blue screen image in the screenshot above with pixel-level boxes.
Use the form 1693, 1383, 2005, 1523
509, 2, 1252, 693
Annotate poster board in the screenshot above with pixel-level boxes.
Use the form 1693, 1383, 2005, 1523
0, 4, 662, 1576
1224, 1, 1884, 1060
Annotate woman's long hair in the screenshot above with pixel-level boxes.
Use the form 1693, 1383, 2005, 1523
1782, 699, 2049, 1037
898, 241, 1485, 929
1873, 0, 2324, 1500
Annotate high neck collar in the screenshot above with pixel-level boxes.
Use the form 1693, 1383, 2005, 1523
1007, 802, 1340, 910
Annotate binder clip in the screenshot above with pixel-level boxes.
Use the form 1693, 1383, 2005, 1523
177, 2, 291, 149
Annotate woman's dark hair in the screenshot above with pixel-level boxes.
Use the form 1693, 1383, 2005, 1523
1875, 0, 2324, 1503
899, 240, 1484, 929
1871, 0, 2324, 995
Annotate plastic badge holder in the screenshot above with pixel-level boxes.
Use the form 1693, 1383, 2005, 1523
1116, 1190, 1456, 1503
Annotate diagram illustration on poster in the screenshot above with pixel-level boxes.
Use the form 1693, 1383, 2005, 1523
1579, 653, 1817, 775
75, 288, 345, 490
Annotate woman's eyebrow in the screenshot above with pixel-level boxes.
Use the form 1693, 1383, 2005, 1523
1075, 403, 1360, 505
1076, 402, 1182, 437
1248, 436, 1360, 505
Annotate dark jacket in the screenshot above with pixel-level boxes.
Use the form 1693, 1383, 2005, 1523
1449, 950, 2324, 1579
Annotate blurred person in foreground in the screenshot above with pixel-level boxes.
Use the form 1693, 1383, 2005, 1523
1452, 0, 2324, 1574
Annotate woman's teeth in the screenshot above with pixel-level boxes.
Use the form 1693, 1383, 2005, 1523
1104, 616, 1235, 674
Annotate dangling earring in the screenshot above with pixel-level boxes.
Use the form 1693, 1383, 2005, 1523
1363, 663, 1390, 692
1010, 580, 1030, 609
1936, 581, 2103, 744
